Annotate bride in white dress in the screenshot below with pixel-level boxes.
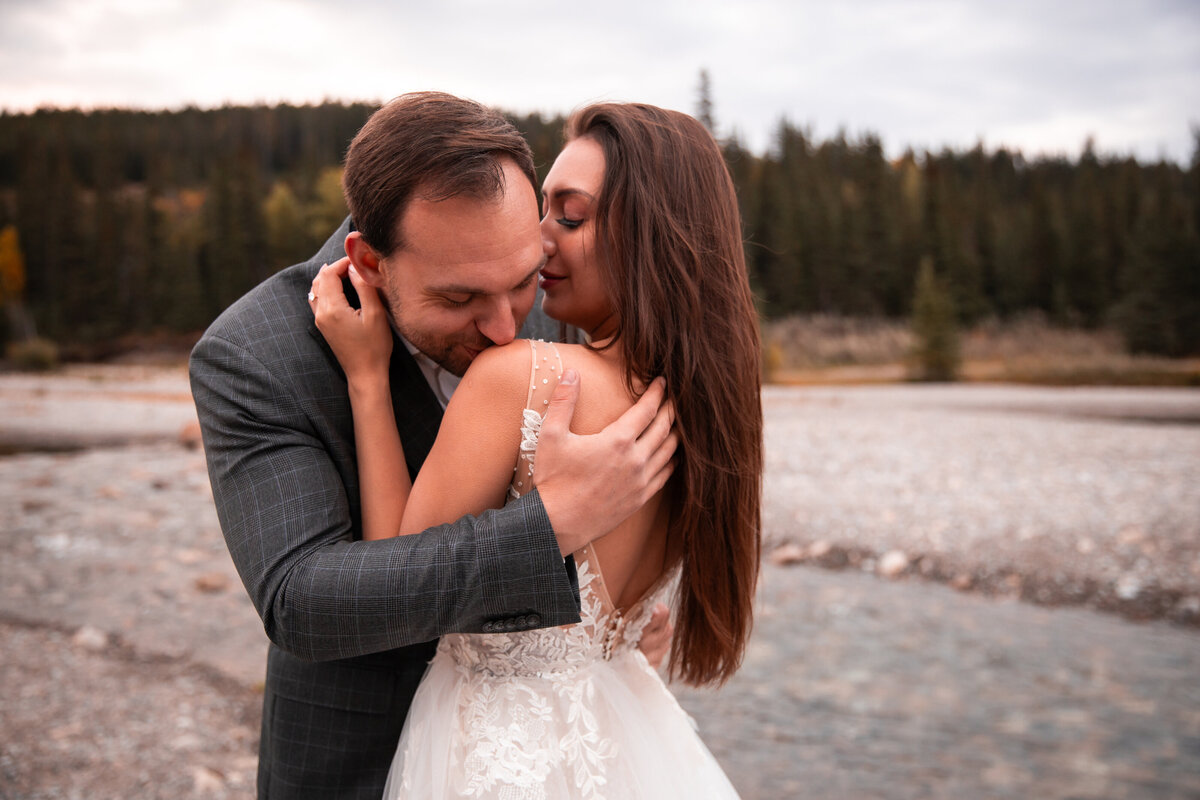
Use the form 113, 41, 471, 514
314, 102, 763, 799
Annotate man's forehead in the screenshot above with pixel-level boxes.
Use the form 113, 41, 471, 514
390, 168, 541, 290
400, 186, 537, 241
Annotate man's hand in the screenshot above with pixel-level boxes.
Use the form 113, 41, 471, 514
637, 603, 673, 670
534, 371, 678, 556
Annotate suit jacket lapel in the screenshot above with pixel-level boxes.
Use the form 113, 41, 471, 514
387, 342, 444, 479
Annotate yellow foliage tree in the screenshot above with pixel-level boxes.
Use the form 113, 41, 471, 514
308, 167, 349, 242
0, 224, 26, 304
0, 223, 41, 349
263, 180, 307, 268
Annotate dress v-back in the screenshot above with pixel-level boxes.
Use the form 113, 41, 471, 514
383, 340, 740, 799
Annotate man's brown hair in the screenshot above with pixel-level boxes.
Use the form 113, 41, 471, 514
343, 91, 537, 256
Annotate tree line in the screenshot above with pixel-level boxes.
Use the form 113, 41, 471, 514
0, 103, 1196, 357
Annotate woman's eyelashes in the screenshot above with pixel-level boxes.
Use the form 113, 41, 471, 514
542, 196, 586, 230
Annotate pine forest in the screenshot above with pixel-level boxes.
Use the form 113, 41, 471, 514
0, 103, 1196, 364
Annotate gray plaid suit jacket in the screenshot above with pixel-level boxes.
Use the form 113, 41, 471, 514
189, 218, 581, 798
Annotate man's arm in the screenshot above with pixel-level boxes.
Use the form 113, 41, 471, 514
190, 330, 581, 661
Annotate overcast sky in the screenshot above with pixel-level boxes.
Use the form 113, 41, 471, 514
2, 0, 1197, 163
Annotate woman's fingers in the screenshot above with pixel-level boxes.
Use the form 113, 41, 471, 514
347, 264, 385, 323
637, 603, 673, 670
310, 258, 354, 316
600, 377, 667, 447
538, 368, 581, 445
642, 431, 679, 502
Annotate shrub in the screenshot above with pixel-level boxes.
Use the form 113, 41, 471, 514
6, 337, 59, 371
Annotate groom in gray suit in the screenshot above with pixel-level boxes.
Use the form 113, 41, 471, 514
190, 92, 676, 799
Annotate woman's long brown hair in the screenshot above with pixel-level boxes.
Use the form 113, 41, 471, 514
566, 104, 763, 686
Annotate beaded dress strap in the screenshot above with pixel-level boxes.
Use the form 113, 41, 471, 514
508, 340, 563, 499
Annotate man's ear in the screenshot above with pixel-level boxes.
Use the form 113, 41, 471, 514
344, 232, 387, 288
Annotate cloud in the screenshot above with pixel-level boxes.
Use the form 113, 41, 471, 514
1, 0, 1196, 162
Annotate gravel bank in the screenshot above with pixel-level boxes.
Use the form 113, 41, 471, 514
2, 368, 1198, 798
762, 384, 1200, 625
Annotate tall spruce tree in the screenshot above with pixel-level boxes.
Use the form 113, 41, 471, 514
910, 256, 960, 381
696, 70, 716, 134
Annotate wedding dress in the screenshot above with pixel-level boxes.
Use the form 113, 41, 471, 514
382, 340, 740, 799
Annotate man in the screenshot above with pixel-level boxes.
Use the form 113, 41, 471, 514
190, 92, 676, 799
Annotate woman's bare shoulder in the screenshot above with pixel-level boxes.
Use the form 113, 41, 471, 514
541, 343, 638, 431
457, 340, 536, 394
457, 340, 630, 412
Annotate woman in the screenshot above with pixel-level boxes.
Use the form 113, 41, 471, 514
315, 102, 762, 798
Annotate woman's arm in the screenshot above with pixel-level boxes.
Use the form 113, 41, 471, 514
345, 367, 411, 541
310, 259, 411, 541
398, 341, 532, 533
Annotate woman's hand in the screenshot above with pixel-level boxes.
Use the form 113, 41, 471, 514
637, 603, 673, 670
309, 257, 393, 383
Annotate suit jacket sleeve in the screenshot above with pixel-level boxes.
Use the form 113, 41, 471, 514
189, 234, 581, 662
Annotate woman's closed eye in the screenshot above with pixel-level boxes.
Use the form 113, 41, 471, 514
556, 216, 583, 230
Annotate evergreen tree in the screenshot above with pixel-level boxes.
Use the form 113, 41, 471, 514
1064, 142, 1111, 326
696, 69, 716, 134
1112, 161, 1200, 355
1026, 173, 1068, 318
859, 136, 903, 315
88, 119, 123, 339
909, 256, 960, 381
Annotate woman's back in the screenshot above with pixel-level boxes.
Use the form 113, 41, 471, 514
549, 342, 672, 612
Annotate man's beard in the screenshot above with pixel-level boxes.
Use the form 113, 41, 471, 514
393, 320, 484, 377
381, 293, 494, 377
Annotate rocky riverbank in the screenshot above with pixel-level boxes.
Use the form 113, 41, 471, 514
2, 367, 1198, 798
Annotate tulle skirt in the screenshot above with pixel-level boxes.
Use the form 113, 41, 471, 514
383, 646, 740, 799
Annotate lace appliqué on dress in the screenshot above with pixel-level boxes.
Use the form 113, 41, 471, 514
519, 408, 543, 457
438, 558, 623, 799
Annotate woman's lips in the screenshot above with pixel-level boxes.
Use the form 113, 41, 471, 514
539, 271, 565, 291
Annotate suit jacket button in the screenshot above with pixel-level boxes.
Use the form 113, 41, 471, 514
526, 613, 541, 628
482, 621, 495, 633
503, 618, 517, 632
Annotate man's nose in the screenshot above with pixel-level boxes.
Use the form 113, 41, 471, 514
477, 297, 517, 345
